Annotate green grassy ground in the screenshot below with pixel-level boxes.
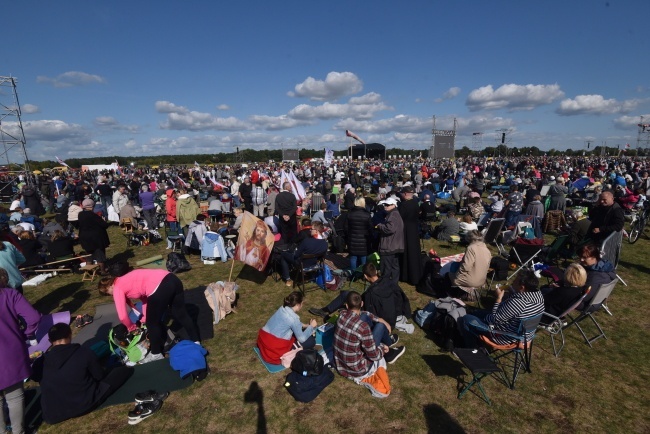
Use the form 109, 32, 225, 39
24, 221, 650, 434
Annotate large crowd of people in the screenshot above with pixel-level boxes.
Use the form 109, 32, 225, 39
1, 152, 647, 428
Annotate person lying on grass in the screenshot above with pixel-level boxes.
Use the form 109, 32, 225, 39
31, 323, 134, 425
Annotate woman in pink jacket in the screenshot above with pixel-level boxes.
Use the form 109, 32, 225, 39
98, 269, 199, 362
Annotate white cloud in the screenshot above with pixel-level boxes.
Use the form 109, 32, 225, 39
288, 71, 363, 101
155, 101, 189, 114
94, 116, 140, 132
160, 111, 248, 131
36, 71, 107, 88
556, 95, 642, 116
288, 95, 391, 121
217, 104, 230, 110
435, 86, 461, 103
613, 114, 650, 130
249, 115, 313, 131
21, 104, 40, 114
21, 120, 86, 141
467, 83, 564, 111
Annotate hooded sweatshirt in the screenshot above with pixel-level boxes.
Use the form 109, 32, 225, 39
176, 194, 200, 228
362, 276, 406, 328
32, 343, 109, 424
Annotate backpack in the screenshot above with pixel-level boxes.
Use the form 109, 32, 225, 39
427, 298, 466, 351
167, 252, 192, 273
416, 254, 444, 297
109, 324, 148, 364
204, 281, 238, 324
284, 368, 334, 403
489, 257, 510, 281
290, 349, 324, 377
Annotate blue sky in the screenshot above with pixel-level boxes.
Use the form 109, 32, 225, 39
2, 0, 649, 163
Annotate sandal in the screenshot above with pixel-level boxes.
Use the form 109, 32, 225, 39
74, 314, 94, 328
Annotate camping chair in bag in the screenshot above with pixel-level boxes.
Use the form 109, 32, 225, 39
294, 252, 326, 295
537, 287, 592, 357
563, 280, 617, 348
483, 218, 506, 256
477, 313, 543, 389
541, 234, 569, 264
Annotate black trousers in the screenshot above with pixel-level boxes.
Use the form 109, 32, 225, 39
380, 254, 400, 284
147, 273, 199, 354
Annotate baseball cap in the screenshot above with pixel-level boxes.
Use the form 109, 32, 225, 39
378, 197, 400, 207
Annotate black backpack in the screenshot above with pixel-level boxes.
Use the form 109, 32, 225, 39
489, 257, 510, 281
284, 369, 334, 403
416, 254, 444, 297
166, 252, 192, 273
290, 349, 324, 377
428, 308, 464, 352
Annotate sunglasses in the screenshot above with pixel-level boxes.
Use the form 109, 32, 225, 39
382, 203, 392, 207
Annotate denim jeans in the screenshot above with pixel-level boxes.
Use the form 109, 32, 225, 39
360, 313, 391, 347
349, 254, 367, 271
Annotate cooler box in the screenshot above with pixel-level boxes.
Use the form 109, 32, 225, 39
316, 323, 335, 350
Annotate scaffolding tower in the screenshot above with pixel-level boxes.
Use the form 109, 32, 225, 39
637, 116, 650, 153
0, 76, 33, 199
494, 128, 512, 156
472, 132, 483, 153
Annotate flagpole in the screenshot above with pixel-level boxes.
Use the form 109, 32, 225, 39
228, 254, 236, 282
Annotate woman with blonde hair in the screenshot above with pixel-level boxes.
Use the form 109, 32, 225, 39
542, 263, 587, 317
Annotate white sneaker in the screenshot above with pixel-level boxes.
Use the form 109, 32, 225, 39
139, 352, 164, 364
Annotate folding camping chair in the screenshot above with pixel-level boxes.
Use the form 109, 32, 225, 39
563, 280, 617, 348
453, 347, 502, 405
541, 234, 569, 264
477, 313, 543, 389
600, 230, 625, 288
538, 287, 592, 357
482, 218, 506, 256
294, 252, 326, 295
507, 238, 544, 281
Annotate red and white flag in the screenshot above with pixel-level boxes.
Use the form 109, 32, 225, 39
55, 156, 70, 168
345, 129, 365, 145
625, 143, 631, 149
280, 170, 306, 202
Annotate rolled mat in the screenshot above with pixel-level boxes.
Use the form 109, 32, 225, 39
135, 255, 164, 266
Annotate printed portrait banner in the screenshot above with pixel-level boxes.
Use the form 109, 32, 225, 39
234, 211, 275, 272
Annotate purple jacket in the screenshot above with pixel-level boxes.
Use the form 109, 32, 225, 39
0, 288, 41, 390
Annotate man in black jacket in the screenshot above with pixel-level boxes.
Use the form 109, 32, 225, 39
309, 262, 411, 332
274, 181, 298, 242
31, 324, 134, 424
587, 191, 625, 244
279, 223, 328, 287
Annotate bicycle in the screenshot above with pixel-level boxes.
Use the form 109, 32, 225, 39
628, 201, 649, 244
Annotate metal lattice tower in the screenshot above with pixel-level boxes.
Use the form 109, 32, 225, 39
494, 128, 512, 156
637, 116, 650, 153
0, 76, 32, 185
472, 132, 483, 153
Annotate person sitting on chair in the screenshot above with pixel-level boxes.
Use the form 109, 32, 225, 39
459, 269, 544, 347
542, 263, 587, 319
433, 211, 460, 242
576, 244, 617, 306
586, 191, 624, 244
31, 323, 134, 425
419, 194, 437, 221
256, 291, 317, 364
46, 229, 75, 261
442, 230, 491, 299
278, 223, 328, 287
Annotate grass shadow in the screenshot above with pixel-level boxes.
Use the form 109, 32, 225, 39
421, 354, 465, 379
32, 281, 85, 314
423, 403, 466, 434
618, 260, 650, 275
237, 264, 268, 285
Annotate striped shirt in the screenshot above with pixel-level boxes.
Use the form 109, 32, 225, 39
484, 290, 544, 345
333, 310, 383, 378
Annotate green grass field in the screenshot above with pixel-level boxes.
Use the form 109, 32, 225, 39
23, 221, 650, 434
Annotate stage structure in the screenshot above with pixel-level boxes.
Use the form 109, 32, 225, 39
494, 128, 513, 156
637, 116, 650, 153
0, 76, 33, 202
472, 132, 483, 153
282, 147, 299, 162
430, 116, 457, 159
349, 143, 386, 159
